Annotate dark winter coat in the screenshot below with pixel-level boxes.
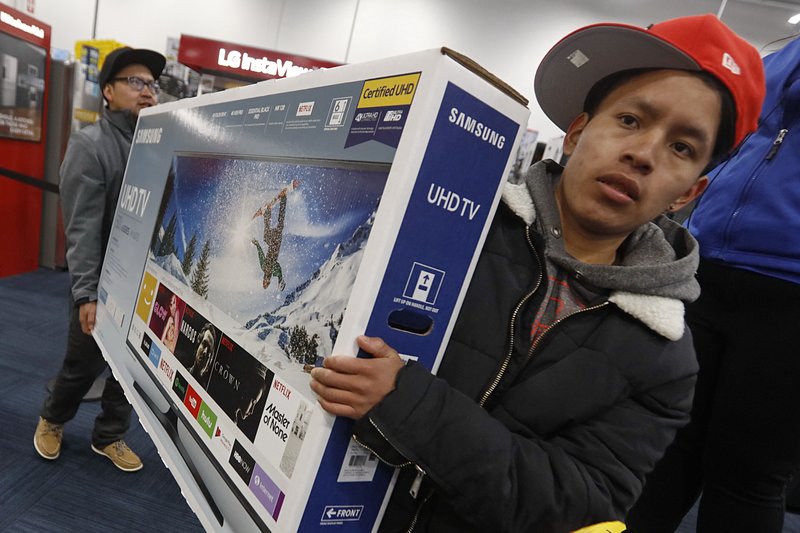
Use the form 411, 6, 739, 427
60, 107, 137, 304
353, 161, 700, 532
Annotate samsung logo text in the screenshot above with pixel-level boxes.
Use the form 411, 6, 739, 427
136, 127, 162, 144
448, 108, 505, 149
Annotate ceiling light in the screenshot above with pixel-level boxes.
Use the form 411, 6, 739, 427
789, 13, 800, 24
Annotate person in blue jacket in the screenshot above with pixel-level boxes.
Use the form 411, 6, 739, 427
627, 35, 800, 533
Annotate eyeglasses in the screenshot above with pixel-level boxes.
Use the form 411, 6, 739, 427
111, 75, 160, 94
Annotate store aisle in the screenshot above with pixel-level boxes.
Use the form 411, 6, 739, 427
0, 268, 203, 532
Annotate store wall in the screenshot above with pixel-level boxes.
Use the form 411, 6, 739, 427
11, 0, 95, 55
6, 0, 800, 139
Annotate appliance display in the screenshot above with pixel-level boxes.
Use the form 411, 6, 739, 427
0, 29, 45, 141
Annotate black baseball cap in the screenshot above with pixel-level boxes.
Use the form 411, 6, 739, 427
98, 46, 166, 88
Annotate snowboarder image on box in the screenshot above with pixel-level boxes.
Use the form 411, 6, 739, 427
251, 179, 300, 291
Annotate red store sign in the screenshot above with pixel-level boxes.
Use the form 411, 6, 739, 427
0, 7, 48, 47
178, 34, 342, 81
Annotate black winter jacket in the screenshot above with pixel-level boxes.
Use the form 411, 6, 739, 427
354, 162, 700, 532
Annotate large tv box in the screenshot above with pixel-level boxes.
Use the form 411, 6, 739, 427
93, 47, 529, 532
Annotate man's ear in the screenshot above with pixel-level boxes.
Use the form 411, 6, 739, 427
671, 175, 709, 211
562, 112, 590, 156
102, 83, 113, 103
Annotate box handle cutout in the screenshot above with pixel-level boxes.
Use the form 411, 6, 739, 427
387, 308, 433, 336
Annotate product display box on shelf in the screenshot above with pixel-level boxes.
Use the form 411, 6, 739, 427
92, 47, 529, 532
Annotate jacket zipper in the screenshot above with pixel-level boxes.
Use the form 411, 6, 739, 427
406, 491, 433, 533
479, 226, 543, 407
524, 301, 610, 366
355, 419, 432, 506
481, 255, 611, 405
352, 419, 412, 468
765, 128, 788, 160
720, 127, 788, 252
409, 464, 426, 498
354, 425, 432, 532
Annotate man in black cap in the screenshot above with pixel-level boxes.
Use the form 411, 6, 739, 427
34, 46, 165, 472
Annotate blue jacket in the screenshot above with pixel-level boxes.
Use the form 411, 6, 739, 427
688, 38, 800, 284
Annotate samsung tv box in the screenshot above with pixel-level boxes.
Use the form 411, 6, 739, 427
93, 47, 530, 532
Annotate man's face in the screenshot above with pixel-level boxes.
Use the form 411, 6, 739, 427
194, 330, 215, 371
102, 63, 158, 117
237, 384, 265, 422
558, 70, 716, 247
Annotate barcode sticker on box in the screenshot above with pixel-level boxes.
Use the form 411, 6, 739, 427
337, 439, 379, 483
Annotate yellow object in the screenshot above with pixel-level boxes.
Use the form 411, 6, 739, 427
572, 521, 626, 533
73, 39, 128, 68
135, 271, 158, 322
70, 39, 129, 126
357, 73, 421, 108
72, 108, 98, 124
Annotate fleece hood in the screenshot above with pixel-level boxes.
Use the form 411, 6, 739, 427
502, 160, 701, 340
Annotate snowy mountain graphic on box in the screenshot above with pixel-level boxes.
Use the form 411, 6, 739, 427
244, 208, 376, 359
152, 252, 189, 286
144, 154, 389, 399
128, 157, 391, 529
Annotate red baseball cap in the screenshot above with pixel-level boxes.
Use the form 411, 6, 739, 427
534, 14, 765, 149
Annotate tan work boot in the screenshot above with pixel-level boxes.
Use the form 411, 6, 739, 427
91, 440, 143, 472
34, 417, 64, 460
